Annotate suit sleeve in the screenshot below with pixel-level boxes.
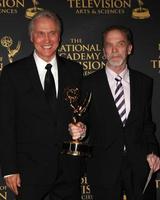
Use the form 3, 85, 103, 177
0, 67, 18, 176
144, 79, 160, 156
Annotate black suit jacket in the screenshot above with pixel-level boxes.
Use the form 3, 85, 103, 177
83, 68, 159, 189
0, 54, 83, 184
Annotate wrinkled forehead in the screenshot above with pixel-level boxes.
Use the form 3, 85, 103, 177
104, 29, 128, 42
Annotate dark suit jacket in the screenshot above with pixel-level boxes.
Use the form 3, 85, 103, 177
83, 68, 159, 190
0, 54, 83, 184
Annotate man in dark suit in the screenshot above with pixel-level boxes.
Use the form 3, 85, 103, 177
0, 10, 85, 200
70, 25, 160, 200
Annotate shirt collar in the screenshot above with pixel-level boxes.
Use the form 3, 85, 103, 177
33, 51, 57, 73
106, 66, 130, 83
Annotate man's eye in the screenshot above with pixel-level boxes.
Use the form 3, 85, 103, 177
37, 32, 44, 37
118, 42, 126, 47
50, 31, 56, 36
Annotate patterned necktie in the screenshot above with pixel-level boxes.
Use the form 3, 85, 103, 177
44, 64, 57, 109
115, 75, 126, 126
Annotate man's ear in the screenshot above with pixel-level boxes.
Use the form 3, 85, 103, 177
30, 33, 33, 43
128, 44, 132, 55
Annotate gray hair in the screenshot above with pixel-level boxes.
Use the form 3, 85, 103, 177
103, 25, 133, 46
28, 10, 61, 36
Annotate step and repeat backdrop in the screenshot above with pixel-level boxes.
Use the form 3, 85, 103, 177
0, 0, 160, 199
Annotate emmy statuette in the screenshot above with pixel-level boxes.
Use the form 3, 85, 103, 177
62, 87, 91, 157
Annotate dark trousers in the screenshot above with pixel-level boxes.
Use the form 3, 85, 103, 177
16, 155, 82, 200
90, 154, 156, 200
16, 180, 81, 200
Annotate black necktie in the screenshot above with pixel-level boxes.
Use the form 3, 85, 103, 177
44, 64, 57, 109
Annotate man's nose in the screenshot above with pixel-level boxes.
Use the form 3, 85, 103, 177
44, 33, 50, 42
112, 46, 118, 53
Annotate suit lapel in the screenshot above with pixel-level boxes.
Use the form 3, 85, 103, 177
27, 55, 45, 97
56, 56, 67, 103
26, 55, 58, 120
96, 69, 123, 127
126, 69, 137, 125
96, 68, 139, 127
99, 69, 139, 126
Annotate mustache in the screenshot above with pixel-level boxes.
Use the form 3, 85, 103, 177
109, 53, 121, 58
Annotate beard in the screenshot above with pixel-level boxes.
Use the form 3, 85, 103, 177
107, 54, 125, 68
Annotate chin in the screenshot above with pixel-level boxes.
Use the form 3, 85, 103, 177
110, 61, 123, 67
109, 58, 124, 66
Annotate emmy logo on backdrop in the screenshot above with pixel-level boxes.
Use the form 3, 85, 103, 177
62, 87, 91, 156
132, 0, 150, 19
1, 36, 21, 63
25, 0, 43, 19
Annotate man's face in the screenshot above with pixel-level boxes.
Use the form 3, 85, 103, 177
103, 29, 132, 68
30, 17, 60, 62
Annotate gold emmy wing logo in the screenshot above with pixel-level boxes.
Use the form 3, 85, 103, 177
25, 0, 43, 19
0, 185, 7, 199
1, 36, 21, 63
132, 0, 150, 19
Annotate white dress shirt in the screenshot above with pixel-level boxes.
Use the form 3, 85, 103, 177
105, 66, 130, 119
34, 51, 59, 97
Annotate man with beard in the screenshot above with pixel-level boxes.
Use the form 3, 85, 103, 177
69, 25, 160, 200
